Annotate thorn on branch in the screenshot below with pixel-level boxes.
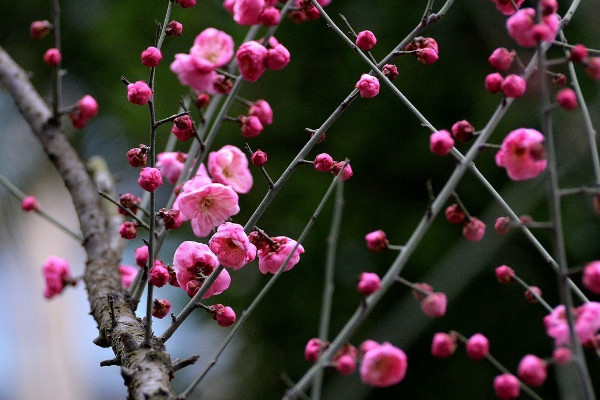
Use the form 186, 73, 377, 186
172, 354, 200, 372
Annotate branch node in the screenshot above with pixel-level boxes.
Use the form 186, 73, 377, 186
172, 354, 201, 372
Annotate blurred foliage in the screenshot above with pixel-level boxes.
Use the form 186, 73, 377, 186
1, 0, 600, 399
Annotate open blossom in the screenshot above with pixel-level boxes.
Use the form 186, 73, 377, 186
177, 183, 240, 237
355, 74, 380, 98
360, 342, 407, 387
492, 0, 524, 15
173, 241, 231, 298
506, 8, 559, 48
172, 164, 213, 211
42, 256, 72, 299
171, 28, 234, 94
257, 236, 305, 274
209, 222, 256, 269
495, 128, 547, 181
119, 265, 138, 289
208, 145, 253, 193
544, 302, 600, 346
233, 0, 265, 25
157, 152, 187, 184
236, 41, 268, 82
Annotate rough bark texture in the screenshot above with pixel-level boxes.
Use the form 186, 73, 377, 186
0, 46, 177, 400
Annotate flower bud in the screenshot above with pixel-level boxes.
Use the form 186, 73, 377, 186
553, 347, 571, 365
236, 41, 268, 82
172, 115, 195, 141
119, 221, 139, 239
166, 20, 183, 36
69, 112, 87, 129
196, 93, 210, 108
582, 261, 600, 294
451, 120, 475, 143
336, 355, 356, 375
445, 204, 466, 224
517, 355, 547, 387
77, 95, 99, 119
524, 286, 542, 303
260, 6, 280, 26
494, 373, 520, 400
429, 130, 454, 156
135, 245, 149, 268
21, 195, 39, 212
127, 81, 153, 105
355, 74, 380, 98
126, 146, 148, 167
118, 193, 141, 215
267, 44, 291, 70
141, 46, 162, 67
431, 332, 457, 358
501, 74, 526, 98
158, 208, 183, 230
462, 217, 486, 242
149, 261, 170, 287
248, 99, 273, 125
138, 167, 163, 192
556, 88, 578, 110
43, 48, 61, 67
541, 0, 558, 15
240, 115, 263, 138
248, 231, 270, 250
553, 73, 567, 86
332, 161, 353, 181
177, 0, 196, 7
494, 217, 511, 234
570, 44, 588, 63
355, 30, 377, 51
251, 149, 268, 167
420, 292, 447, 317
213, 74, 233, 94
584, 58, 600, 80
305, 338, 324, 362
417, 48, 438, 64
382, 64, 399, 80
485, 73, 504, 93
314, 153, 334, 172
365, 230, 388, 252
495, 265, 515, 283
30, 20, 51, 39
152, 298, 172, 319
466, 333, 489, 360
412, 282, 433, 302
211, 304, 236, 327
357, 272, 381, 296
488, 48, 514, 71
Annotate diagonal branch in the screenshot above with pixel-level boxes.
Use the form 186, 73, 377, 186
0, 45, 177, 400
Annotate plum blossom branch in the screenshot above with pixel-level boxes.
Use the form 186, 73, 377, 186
98, 191, 150, 230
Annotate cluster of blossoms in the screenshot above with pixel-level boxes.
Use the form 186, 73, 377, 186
544, 302, 600, 347
405, 36, 439, 65
222, 0, 285, 26
444, 203, 487, 242
312, 153, 353, 180
484, 48, 527, 98
235, 37, 290, 82
305, 338, 407, 387
286, 0, 331, 23
429, 120, 476, 156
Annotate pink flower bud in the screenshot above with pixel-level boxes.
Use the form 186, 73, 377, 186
332, 161, 353, 181
355, 74, 380, 98
43, 48, 61, 67
118, 193, 141, 215
152, 298, 172, 319
141, 46, 162, 67
420, 293, 447, 318
305, 7, 321, 20
357, 272, 381, 296
485, 73, 504, 93
240, 115, 264, 138
431, 332, 457, 358
494, 217, 511, 234
583, 261, 600, 294
267, 44, 291, 70
212, 304, 236, 327
126, 146, 147, 167
119, 221, 139, 239
135, 245, 149, 268
305, 338, 324, 362
248, 99, 273, 125
586, 58, 600, 80
493, 373, 520, 400
356, 30, 377, 51
77, 95, 99, 119
553, 347, 571, 365
466, 333, 489, 360
517, 354, 547, 386
336, 355, 356, 375
166, 20, 183, 36
417, 47, 439, 64
451, 120, 475, 143
495, 265, 515, 283
127, 81, 153, 105
360, 343, 407, 387
172, 115, 195, 141
524, 286, 542, 303
556, 88, 578, 110
365, 230, 388, 252
488, 48, 514, 71
21, 195, 39, 212
314, 153, 334, 172
553, 73, 567, 86
30, 20, 51, 39
541, 0, 558, 15
412, 282, 433, 302
429, 130, 454, 156
251, 149, 268, 167
492, 0, 524, 15
223, 0, 235, 14
260, 6, 280, 26
138, 167, 163, 192
213, 74, 233, 94
149, 261, 170, 287
42, 256, 72, 299
462, 217, 486, 242
236, 41, 268, 82
382, 64, 399, 80
158, 208, 183, 230
69, 112, 87, 129
177, 0, 196, 7
196, 93, 210, 108
570, 44, 588, 63
445, 204, 466, 224
501, 74, 526, 98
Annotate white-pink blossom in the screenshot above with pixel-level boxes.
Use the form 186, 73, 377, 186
208, 145, 253, 194
209, 222, 256, 269
173, 241, 231, 298
257, 236, 304, 274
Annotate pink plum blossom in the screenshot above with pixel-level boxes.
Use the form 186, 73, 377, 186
431, 332, 457, 358
356, 30, 377, 51
172, 164, 213, 211
248, 99, 273, 125
119, 265, 138, 289
236, 41, 268, 82
445, 204, 466, 224
583, 261, 600, 294
21, 196, 39, 212
331, 161, 353, 181
506, 8, 559, 48
495, 265, 515, 283
336, 355, 356, 375
267, 43, 291, 70
501, 74, 526, 98
570, 44, 588, 63
417, 48, 439, 64
166, 20, 183, 36
485, 73, 504, 93
492, 0, 524, 15
544, 305, 569, 346
208, 145, 253, 193
553, 347, 571, 365
209, 222, 256, 269
157, 152, 187, 184
43, 48, 61, 67
149, 261, 170, 287
233, 0, 265, 25
127, 81, 153, 105
365, 230, 388, 252
357, 272, 381, 295
517, 355, 547, 386
355, 74, 380, 98
152, 298, 172, 319
77, 95, 99, 119
159, 208, 183, 230
30, 20, 51, 39
138, 167, 163, 192
314, 153, 334, 172
119, 221, 138, 239
173, 241, 231, 298
495, 128, 547, 180
251, 149, 268, 167
489, 48, 514, 71
141, 46, 162, 67
575, 301, 600, 344
430, 130, 454, 156
462, 217, 486, 242
466, 333, 489, 360
556, 88, 578, 110
42, 256, 72, 299
495, 217, 511, 234
211, 304, 236, 327
177, 0, 196, 7
585, 58, 600, 80
420, 292, 447, 317
260, 7, 280, 26
451, 120, 475, 143
494, 374, 520, 399
360, 342, 408, 387
177, 183, 240, 237
305, 338, 324, 362
256, 236, 305, 274
135, 245, 149, 268
240, 115, 264, 137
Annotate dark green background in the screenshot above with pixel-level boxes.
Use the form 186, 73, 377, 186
1, 0, 600, 398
